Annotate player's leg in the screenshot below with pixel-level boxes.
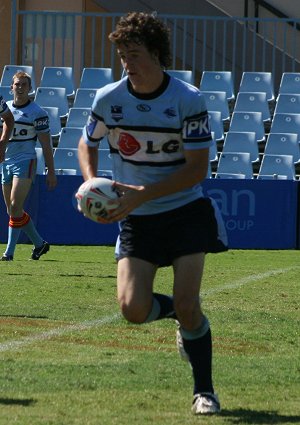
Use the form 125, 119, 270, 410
173, 252, 220, 415
117, 256, 176, 323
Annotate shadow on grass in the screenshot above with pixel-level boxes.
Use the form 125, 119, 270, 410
0, 398, 36, 406
221, 408, 300, 424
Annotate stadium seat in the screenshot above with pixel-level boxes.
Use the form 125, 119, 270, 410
274, 93, 300, 114
167, 69, 193, 84
42, 106, 61, 139
229, 111, 265, 142
264, 133, 300, 163
215, 172, 246, 179
233, 92, 271, 121
270, 113, 300, 141
238, 71, 275, 102
208, 111, 224, 141
57, 127, 83, 149
79, 67, 114, 89
40, 66, 75, 99
278, 72, 300, 97
209, 132, 218, 162
217, 152, 253, 178
258, 154, 296, 180
0, 86, 14, 101
66, 107, 90, 128
201, 91, 230, 121
98, 149, 113, 174
222, 131, 259, 162
53, 148, 81, 173
200, 71, 235, 101
35, 87, 69, 119
35, 147, 46, 175
0, 64, 36, 96
73, 88, 98, 108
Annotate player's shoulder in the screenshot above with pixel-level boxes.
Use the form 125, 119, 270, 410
27, 100, 48, 117
94, 78, 126, 101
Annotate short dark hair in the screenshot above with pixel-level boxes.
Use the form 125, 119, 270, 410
109, 12, 172, 68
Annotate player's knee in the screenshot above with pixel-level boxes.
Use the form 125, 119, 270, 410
118, 297, 148, 324
174, 296, 201, 329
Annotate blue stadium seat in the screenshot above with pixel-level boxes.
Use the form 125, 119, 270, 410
278, 72, 300, 97
0, 86, 14, 102
270, 113, 300, 141
264, 133, 300, 163
40, 66, 75, 99
258, 154, 296, 180
57, 127, 83, 149
229, 111, 265, 142
274, 93, 300, 114
215, 172, 246, 179
233, 92, 271, 121
79, 67, 114, 89
167, 69, 193, 84
238, 71, 275, 102
98, 149, 113, 175
217, 152, 253, 178
53, 148, 81, 174
201, 91, 230, 121
208, 111, 224, 141
35, 147, 46, 175
200, 71, 235, 101
66, 107, 90, 128
0, 64, 36, 96
35, 87, 69, 118
42, 106, 61, 139
222, 131, 259, 162
73, 88, 98, 108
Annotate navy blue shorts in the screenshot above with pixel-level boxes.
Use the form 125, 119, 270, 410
118, 198, 228, 267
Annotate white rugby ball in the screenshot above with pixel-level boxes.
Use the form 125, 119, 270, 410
76, 177, 119, 223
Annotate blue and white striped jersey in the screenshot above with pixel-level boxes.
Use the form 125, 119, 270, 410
4, 100, 50, 164
83, 74, 212, 215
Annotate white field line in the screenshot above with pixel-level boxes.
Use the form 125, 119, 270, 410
0, 266, 298, 353
0, 312, 121, 353
202, 266, 299, 297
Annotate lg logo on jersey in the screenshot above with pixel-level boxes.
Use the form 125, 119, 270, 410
118, 132, 180, 156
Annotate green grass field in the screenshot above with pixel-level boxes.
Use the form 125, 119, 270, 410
0, 245, 299, 425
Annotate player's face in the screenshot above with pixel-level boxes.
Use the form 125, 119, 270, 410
11, 77, 31, 105
117, 43, 163, 93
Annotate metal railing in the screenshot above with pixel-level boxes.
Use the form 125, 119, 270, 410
10, 9, 300, 91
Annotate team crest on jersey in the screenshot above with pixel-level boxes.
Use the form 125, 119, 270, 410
111, 105, 123, 122
136, 104, 151, 112
163, 107, 177, 118
118, 132, 141, 156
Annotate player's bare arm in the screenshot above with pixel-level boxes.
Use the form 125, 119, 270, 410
78, 136, 99, 180
38, 132, 57, 190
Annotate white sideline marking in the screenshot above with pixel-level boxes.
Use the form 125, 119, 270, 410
0, 312, 121, 353
0, 266, 298, 353
203, 266, 299, 296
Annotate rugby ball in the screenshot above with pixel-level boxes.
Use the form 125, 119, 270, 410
75, 177, 119, 223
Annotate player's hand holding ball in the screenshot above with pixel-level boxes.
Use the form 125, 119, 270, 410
75, 177, 120, 224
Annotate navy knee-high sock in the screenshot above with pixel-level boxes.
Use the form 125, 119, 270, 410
182, 326, 214, 395
145, 292, 177, 322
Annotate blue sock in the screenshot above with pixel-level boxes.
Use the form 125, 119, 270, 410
22, 215, 43, 248
5, 226, 21, 256
182, 317, 214, 395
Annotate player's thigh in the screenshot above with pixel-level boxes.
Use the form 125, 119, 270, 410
2, 183, 12, 210
10, 177, 32, 210
117, 256, 157, 310
173, 253, 205, 318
